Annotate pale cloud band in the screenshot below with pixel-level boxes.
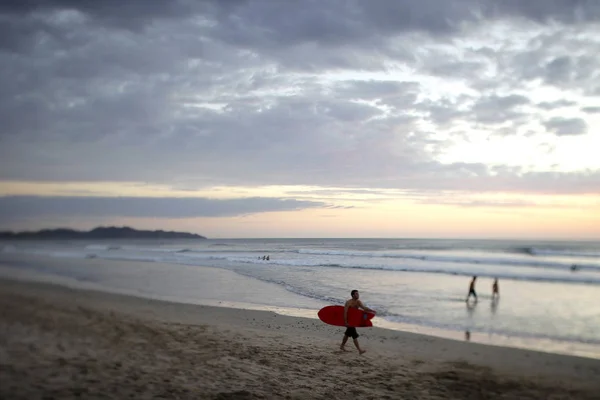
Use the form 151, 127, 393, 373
0, 196, 328, 220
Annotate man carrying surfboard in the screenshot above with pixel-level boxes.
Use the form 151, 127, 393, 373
340, 290, 376, 354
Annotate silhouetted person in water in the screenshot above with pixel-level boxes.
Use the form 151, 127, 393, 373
492, 278, 499, 300
466, 276, 477, 302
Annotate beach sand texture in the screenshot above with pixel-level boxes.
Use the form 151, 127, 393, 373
1, 279, 599, 399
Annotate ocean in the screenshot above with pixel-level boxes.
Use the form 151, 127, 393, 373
1, 238, 599, 358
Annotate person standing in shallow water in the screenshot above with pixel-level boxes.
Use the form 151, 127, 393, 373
340, 290, 376, 354
466, 276, 478, 302
492, 278, 499, 300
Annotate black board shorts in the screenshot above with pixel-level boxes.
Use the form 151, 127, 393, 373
344, 327, 359, 339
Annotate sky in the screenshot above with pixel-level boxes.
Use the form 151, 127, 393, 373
1, 0, 599, 239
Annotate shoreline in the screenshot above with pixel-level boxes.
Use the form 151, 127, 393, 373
1, 278, 599, 398
2, 252, 600, 361
3, 278, 600, 372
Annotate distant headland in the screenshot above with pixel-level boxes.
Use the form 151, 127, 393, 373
0, 226, 207, 240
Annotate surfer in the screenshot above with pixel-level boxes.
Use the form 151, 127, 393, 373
466, 276, 477, 303
340, 290, 375, 354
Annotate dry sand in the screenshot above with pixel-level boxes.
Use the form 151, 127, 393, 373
1, 278, 599, 399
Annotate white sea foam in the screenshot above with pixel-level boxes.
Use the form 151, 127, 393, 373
528, 248, 600, 258
84, 244, 121, 251
297, 248, 600, 270
5, 242, 600, 285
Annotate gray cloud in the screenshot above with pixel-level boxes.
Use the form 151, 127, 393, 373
2, 0, 598, 56
0, 196, 328, 220
470, 94, 530, 125
415, 96, 472, 127
333, 80, 420, 104
204, 0, 600, 50
537, 100, 577, 110
0, 1, 193, 29
581, 106, 600, 114
543, 117, 588, 136
0, 0, 599, 199
545, 56, 573, 84
505, 31, 600, 95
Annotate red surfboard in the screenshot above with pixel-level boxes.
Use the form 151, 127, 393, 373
318, 305, 375, 327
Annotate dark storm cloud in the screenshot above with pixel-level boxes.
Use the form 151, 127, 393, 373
0, 196, 327, 220
514, 0, 600, 22
2, 0, 598, 53
203, 0, 600, 48
0, 0, 192, 29
543, 117, 588, 136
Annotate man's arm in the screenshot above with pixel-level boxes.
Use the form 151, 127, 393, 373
357, 300, 376, 314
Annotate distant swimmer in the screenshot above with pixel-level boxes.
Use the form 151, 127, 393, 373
466, 276, 477, 303
340, 290, 376, 355
571, 264, 579, 272
492, 278, 499, 300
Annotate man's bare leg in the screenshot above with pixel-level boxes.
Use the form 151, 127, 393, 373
353, 338, 366, 354
340, 335, 349, 351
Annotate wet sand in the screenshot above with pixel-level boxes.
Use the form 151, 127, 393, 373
1, 278, 599, 399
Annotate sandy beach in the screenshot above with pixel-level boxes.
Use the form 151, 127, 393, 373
1, 278, 599, 399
